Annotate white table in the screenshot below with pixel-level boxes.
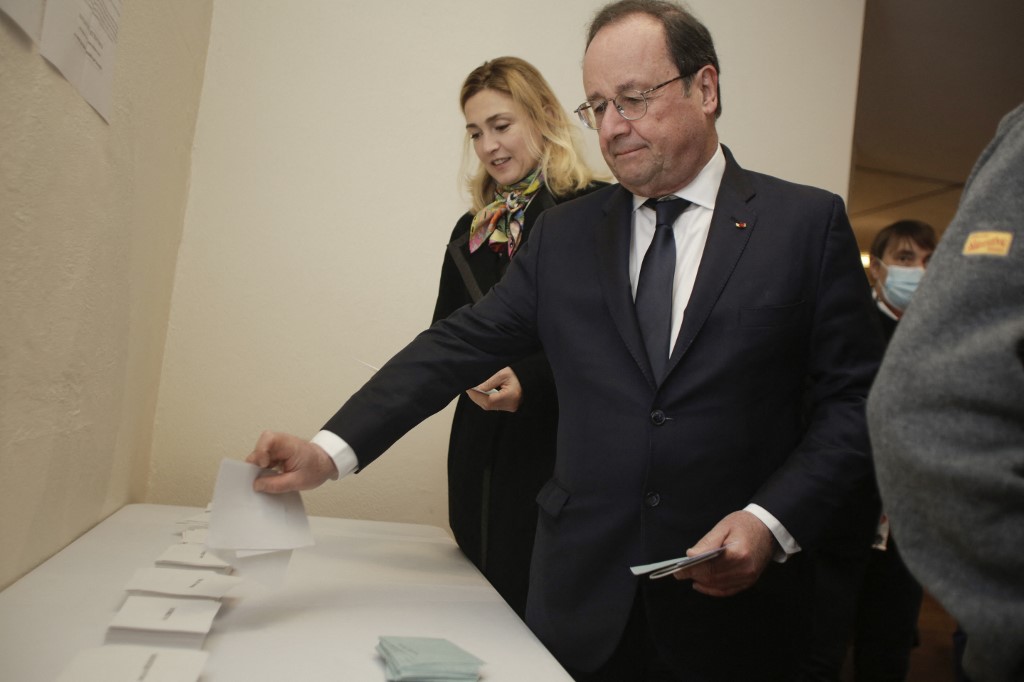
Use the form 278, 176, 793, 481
0, 504, 572, 681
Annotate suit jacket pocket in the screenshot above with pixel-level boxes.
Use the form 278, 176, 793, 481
739, 300, 805, 328
536, 478, 570, 519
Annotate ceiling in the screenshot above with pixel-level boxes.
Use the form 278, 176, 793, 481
847, 0, 1024, 252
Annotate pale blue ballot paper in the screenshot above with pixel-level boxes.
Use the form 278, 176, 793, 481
377, 636, 484, 681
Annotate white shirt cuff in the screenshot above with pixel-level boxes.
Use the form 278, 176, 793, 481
311, 430, 359, 479
744, 503, 801, 562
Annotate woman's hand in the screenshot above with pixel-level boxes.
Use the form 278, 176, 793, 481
466, 366, 523, 412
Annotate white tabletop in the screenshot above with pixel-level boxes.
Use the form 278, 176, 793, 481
0, 503, 572, 681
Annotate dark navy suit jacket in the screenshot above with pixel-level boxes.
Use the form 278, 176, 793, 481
324, 147, 884, 677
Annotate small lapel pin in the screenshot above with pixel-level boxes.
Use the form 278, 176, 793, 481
735, 221, 747, 229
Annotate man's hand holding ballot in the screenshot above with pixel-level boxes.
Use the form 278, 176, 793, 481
247, 431, 338, 493
674, 511, 777, 597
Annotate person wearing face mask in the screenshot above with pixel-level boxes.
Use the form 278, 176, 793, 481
431, 57, 605, 619
860, 220, 937, 677
868, 219, 937, 331
801, 219, 938, 682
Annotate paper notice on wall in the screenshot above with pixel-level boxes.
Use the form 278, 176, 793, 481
38, 0, 122, 122
0, 0, 46, 41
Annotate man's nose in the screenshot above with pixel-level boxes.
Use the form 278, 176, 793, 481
600, 107, 631, 140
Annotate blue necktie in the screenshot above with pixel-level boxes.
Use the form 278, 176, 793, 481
637, 197, 689, 379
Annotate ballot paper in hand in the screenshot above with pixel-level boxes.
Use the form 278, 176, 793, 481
207, 459, 313, 551
377, 636, 484, 682
630, 542, 735, 580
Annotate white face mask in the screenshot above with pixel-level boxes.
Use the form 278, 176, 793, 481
881, 263, 925, 311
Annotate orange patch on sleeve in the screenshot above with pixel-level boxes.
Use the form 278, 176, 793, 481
962, 231, 1013, 256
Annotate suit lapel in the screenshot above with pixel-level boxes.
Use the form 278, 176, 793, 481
448, 188, 558, 304
665, 150, 757, 378
596, 187, 658, 385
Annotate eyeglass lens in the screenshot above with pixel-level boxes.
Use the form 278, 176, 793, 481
578, 91, 648, 129
576, 75, 687, 130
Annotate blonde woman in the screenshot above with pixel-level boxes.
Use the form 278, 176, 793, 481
432, 57, 604, 617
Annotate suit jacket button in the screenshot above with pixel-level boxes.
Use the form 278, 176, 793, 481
650, 410, 666, 425
645, 492, 661, 508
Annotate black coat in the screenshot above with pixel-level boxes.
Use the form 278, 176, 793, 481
430, 183, 603, 617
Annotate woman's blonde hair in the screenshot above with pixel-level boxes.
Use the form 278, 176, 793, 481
460, 57, 596, 213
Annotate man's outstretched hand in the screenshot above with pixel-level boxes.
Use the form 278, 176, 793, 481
245, 430, 338, 493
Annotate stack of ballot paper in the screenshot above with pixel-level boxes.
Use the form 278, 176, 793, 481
107, 595, 222, 649
377, 636, 484, 681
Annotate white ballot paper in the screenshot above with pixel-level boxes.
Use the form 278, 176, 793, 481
108, 596, 221, 649
630, 543, 735, 580
179, 527, 208, 545
175, 507, 212, 528
125, 567, 242, 599
207, 459, 313, 551
155, 544, 233, 573
56, 645, 208, 682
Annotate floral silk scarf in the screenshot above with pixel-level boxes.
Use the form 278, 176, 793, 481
468, 168, 543, 258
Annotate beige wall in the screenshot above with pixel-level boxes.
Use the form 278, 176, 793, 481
0, 3, 214, 589
147, 1, 866, 527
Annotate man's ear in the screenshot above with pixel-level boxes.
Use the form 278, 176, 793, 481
697, 65, 719, 114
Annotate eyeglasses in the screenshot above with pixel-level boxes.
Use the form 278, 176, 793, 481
574, 75, 684, 130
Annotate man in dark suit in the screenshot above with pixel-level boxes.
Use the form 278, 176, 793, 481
247, 1, 883, 679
